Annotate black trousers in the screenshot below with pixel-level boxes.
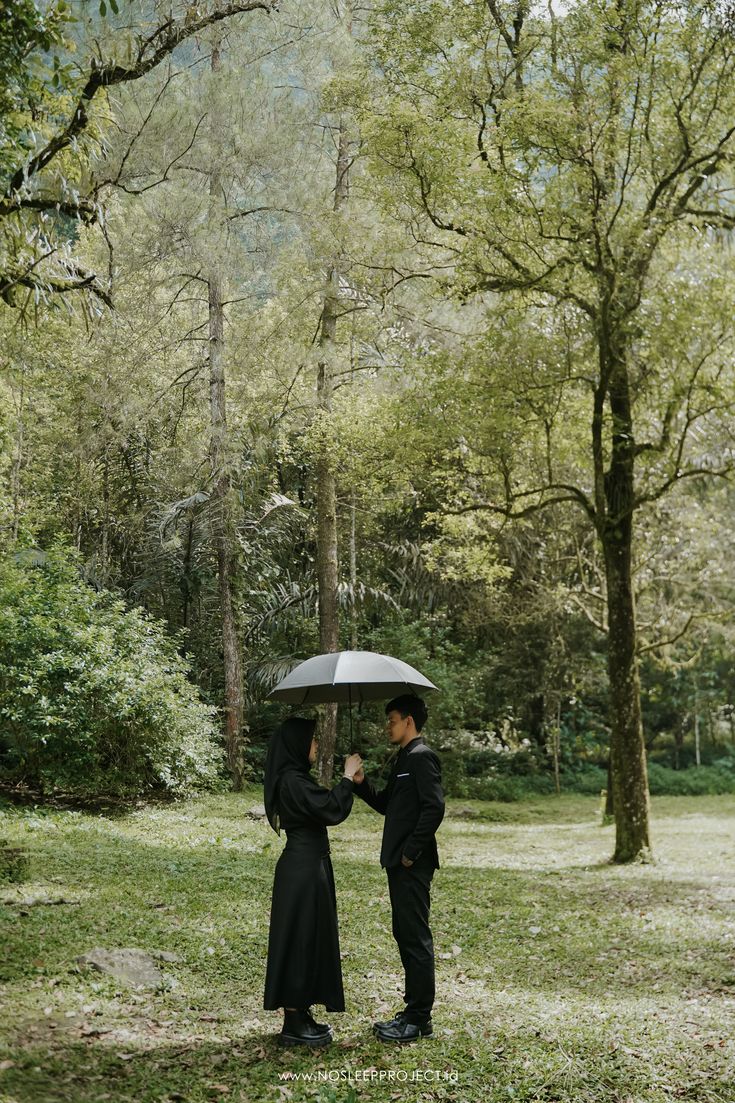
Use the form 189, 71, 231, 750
386, 857, 435, 1023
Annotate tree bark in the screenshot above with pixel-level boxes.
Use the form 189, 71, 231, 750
604, 758, 614, 819
349, 491, 358, 651
599, 345, 651, 862
552, 699, 561, 796
10, 363, 26, 544
315, 118, 351, 785
209, 40, 246, 790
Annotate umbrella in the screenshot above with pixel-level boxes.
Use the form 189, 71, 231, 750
268, 650, 438, 706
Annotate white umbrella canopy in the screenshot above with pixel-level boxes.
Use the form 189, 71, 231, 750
268, 650, 438, 706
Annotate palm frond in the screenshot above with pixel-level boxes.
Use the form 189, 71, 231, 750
159, 490, 211, 540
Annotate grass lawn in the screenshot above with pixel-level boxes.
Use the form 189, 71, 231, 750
1, 790, 734, 1103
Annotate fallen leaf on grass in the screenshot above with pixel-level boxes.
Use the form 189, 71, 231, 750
0, 1061, 16, 1071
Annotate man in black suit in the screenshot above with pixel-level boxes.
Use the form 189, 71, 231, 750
352, 694, 445, 1043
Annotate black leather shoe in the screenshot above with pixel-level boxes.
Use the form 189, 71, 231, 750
279, 1009, 332, 1047
375, 1017, 433, 1043
373, 1012, 433, 1037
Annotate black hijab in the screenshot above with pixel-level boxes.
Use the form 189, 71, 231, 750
263, 716, 316, 834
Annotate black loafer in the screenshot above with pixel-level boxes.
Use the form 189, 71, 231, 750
279, 1009, 332, 1047
373, 1012, 433, 1037
375, 1018, 433, 1043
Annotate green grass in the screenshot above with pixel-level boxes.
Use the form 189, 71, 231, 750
1, 791, 734, 1103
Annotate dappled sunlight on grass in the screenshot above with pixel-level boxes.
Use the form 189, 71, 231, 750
1, 790, 734, 1102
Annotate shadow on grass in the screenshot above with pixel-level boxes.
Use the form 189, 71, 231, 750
3, 1012, 735, 1103
1, 821, 733, 1005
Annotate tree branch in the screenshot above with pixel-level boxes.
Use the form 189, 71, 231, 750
635, 462, 735, 507
0, 264, 113, 308
3, 1, 277, 202
446, 479, 597, 524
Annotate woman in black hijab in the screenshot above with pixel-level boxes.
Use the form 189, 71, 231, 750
263, 716, 362, 1047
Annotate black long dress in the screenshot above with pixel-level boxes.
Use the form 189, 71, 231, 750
263, 770, 354, 1011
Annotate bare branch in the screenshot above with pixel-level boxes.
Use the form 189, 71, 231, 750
567, 592, 607, 634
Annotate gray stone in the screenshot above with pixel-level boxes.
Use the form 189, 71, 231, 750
451, 806, 479, 819
246, 804, 267, 820
75, 948, 175, 988
150, 950, 180, 963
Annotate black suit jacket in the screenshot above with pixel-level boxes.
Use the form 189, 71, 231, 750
354, 737, 445, 869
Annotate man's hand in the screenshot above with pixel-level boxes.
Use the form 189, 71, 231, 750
352, 766, 364, 784
401, 854, 414, 868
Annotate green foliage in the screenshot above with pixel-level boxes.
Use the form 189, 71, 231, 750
0, 838, 30, 881
0, 544, 221, 797
0, 0, 71, 175
647, 762, 735, 797
363, 611, 487, 731
2, 0, 734, 817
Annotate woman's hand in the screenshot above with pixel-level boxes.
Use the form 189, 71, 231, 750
343, 753, 363, 781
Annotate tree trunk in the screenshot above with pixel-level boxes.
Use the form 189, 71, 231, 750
182, 518, 194, 631
674, 720, 683, 771
602, 474, 651, 861
315, 118, 351, 785
604, 757, 614, 818
552, 699, 561, 796
10, 363, 25, 544
101, 444, 109, 576
604, 534, 650, 860
694, 683, 701, 766
349, 491, 358, 650
591, 322, 652, 862
315, 368, 339, 783
209, 40, 245, 790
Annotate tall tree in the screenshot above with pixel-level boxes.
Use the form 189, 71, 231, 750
315, 116, 352, 783
360, 0, 735, 859
207, 36, 246, 788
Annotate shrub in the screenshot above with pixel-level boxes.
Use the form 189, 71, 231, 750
560, 765, 608, 794
465, 774, 555, 801
646, 762, 735, 796
0, 545, 222, 798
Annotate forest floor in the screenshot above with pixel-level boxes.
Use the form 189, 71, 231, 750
0, 790, 734, 1103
